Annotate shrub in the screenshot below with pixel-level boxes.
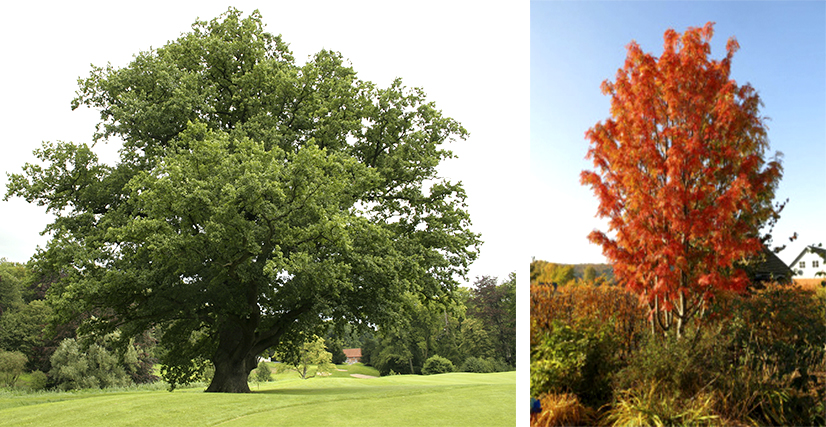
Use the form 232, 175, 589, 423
272, 361, 290, 375
460, 356, 493, 373
531, 393, 594, 427
49, 338, 132, 390
253, 360, 272, 383
531, 284, 646, 363
614, 283, 826, 425
708, 283, 826, 424
731, 284, 826, 382
0, 301, 51, 372
604, 382, 719, 427
531, 321, 617, 406
28, 370, 48, 391
123, 331, 159, 384
488, 357, 513, 372
613, 326, 728, 399
0, 350, 27, 388
199, 360, 215, 383
422, 355, 454, 375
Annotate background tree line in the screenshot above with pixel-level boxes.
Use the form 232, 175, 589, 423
336, 273, 516, 376
0, 258, 514, 389
0, 258, 159, 390
529, 259, 614, 287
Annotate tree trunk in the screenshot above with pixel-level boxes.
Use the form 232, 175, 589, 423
205, 319, 257, 393
207, 352, 257, 393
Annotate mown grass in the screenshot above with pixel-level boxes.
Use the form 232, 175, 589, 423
259, 362, 380, 382
0, 371, 514, 427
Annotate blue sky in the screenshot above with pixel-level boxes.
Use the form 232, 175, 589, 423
530, 1, 826, 266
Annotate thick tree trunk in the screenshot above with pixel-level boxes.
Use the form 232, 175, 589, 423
205, 318, 258, 393
203, 300, 310, 392
207, 352, 257, 393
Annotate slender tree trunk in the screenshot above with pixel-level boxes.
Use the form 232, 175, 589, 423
676, 291, 685, 340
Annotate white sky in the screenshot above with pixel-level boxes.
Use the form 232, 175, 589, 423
0, 2, 529, 415
0, 1, 529, 286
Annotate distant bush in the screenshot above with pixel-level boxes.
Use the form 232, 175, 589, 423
123, 331, 159, 384
0, 350, 27, 388
490, 358, 513, 372
49, 338, 132, 390
272, 361, 290, 375
422, 355, 454, 375
460, 356, 493, 373
253, 360, 272, 383
199, 361, 215, 383
326, 340, 346, 365
28, 370, 48, 391
460, 356, 510, 373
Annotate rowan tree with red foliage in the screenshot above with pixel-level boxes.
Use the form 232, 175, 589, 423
580, 22, 784, 338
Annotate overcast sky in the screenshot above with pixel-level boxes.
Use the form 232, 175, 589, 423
531, 1, 826, 267
0, 1, 529, 286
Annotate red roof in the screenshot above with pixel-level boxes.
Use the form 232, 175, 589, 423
343, 348, 362, 358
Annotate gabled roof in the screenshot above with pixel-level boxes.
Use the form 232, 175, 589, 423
789, 245, 826, 267
739, 246, 794, 284
343, 348, 362, 358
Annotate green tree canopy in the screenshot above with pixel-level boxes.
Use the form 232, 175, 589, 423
469, 274, 516, 366
0, 259, 26, 315
5, 8, 479, 393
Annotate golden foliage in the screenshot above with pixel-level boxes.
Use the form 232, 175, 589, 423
531, 393, 594, 427
531, 283, 647, 360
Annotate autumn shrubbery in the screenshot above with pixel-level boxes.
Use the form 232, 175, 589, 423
531, 281, 826, 426
531, 283, 647, 412
531, 320, 617, 406
531, 283, 648, 362
531, 393, 594, 427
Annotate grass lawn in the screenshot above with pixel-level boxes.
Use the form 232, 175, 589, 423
260, 362, 381, 381
0, 370, 514, 427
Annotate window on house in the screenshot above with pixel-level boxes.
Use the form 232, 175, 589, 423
814, 260, 820, 268
800, 261, 805, 269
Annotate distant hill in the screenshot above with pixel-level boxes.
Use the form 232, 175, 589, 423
530, 259, 614, 284
571, 263, 614, 280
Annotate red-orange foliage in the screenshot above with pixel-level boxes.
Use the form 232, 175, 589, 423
580, 23, 783, 337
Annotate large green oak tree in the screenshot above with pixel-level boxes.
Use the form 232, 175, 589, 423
5, 8, 480, 392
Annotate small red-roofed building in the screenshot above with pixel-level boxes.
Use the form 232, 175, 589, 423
342, 348, 362, 364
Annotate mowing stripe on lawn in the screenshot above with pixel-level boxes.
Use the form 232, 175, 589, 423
0, 372, 514, 427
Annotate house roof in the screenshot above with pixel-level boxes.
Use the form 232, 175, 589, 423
790, 245, 826, 267
740, 246, 794, 283
342, 348, 362, 358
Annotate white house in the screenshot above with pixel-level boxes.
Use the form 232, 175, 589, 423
789, 245, 826, 279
